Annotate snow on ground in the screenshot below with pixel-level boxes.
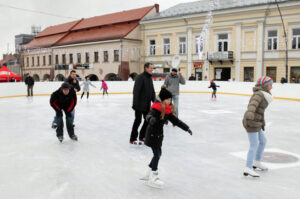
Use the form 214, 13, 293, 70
0, 93, 299, 199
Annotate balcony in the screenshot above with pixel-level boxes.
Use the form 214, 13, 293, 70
207, 51, 234, 64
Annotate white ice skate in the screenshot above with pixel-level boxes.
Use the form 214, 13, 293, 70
253, 161, 268, 171
140, 168, 152, 181
147, 171, 164, 188
243, 167, 260, 177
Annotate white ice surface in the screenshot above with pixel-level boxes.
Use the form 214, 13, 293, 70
0, 94, 300, 199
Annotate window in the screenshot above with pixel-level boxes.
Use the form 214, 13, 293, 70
292, 28, 300, 49
163, 38, 170, 55
27, 57, 29, 67
85, 52, 89, 63
69, 54, 73, 64
218, 34, 228, 52
195, 36, 203, 53
244, 67, 254, 82
104, 51, 108, 62
49, 55, 52, 65
43, 56, 46, 66
62, 54, 66, 64
179, 37, 186, 54
267, 30, 277, 50
77, 53, 81, 63
94, 52, 99, 62
37, 56, 40, 66
149, 40, 156, 55
32, 57, 34, 66
291, 67, 300, 83
114, 50, 119, 62
55, 55, 59, 65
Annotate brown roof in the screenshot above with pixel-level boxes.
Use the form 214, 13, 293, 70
25, 5, 158, 49
36, 20, 81, 37
72, 6, 156, 31
0, 54, 17, 66
56, 22, 139, 46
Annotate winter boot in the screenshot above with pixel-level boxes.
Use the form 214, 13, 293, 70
58, 136, 63, 143
70, 134, 78, 141
243, 167, 260, 177
140, 167, 152, 181
253, 161, 268, 171
148, 171, 164, 188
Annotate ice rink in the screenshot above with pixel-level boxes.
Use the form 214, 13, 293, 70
0, 93, 300, 199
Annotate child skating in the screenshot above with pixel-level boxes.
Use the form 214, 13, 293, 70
101, 80, 109, 97
80, 76, 96, 99
141, 87, 192, 188
208, 80, 220, 99
242, 76, 273, 177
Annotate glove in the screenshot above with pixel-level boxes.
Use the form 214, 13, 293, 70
149, 117, 157, 126
187, 129, 193, 136
56, 110, 63, 117
262, 126, 265, 131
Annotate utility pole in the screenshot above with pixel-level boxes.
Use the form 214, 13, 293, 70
275, 0, 289, 82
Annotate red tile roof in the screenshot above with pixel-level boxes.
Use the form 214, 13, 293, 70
25, 5, 158, 49
72, 6, 156, 31
26, 33, 68, 48
36, 20, 81, 37
56, 22, 139, 46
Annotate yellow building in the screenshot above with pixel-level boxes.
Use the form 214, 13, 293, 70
140, 0, 300, 83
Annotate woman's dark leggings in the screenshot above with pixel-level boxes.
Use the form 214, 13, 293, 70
149, 147, 162, 171
103, 90, 108, 96
81, 92, 89, 99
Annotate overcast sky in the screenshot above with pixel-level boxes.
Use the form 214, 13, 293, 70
0, 0, 195, 59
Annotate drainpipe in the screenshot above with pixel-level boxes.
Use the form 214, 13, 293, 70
275, 0, 288, 82
120, 39, 123, 80
261, 7, 270, 78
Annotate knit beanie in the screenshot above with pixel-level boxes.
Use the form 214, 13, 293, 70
172, 68, 178, 72
159, 88, 173, 101
257, 76, 273, 86
61, 82, 71, 89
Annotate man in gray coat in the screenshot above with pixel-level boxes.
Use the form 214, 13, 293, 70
164, 68, 185, 116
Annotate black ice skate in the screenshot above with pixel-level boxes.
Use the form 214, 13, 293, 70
58, 136, 63, 143
51, 123, 57, 129
70, 135, 78, 141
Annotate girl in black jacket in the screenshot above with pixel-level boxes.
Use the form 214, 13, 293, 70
141, 88, 192, 188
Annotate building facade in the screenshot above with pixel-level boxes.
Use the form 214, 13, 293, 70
21, 5, 159, 81
140, 0, 300, 83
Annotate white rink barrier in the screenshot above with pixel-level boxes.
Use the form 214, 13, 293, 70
0, 81, 299, 101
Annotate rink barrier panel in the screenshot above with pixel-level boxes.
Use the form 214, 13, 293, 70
0, 81, 300, 102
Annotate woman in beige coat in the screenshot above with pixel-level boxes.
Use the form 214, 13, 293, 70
242, 76, 273, 177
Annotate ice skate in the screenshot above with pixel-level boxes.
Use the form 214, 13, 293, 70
140, 168, 152, 181
147, 171, 164, 188
57, 136, 63, 143
70, 134, 78, 141
138, 138, 144, 145
253, 161, 268, 171
243, 167, 260, 177
51, 123, 57, 129
130, 140, 138, 145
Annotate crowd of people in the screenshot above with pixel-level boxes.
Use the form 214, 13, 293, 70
22, 62, 275, 188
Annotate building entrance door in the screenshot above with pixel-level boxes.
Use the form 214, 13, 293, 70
266, 67, 277, 82
214, 67, 231, 81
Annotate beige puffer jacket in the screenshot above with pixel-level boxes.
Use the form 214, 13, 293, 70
243, 85, 272, 133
